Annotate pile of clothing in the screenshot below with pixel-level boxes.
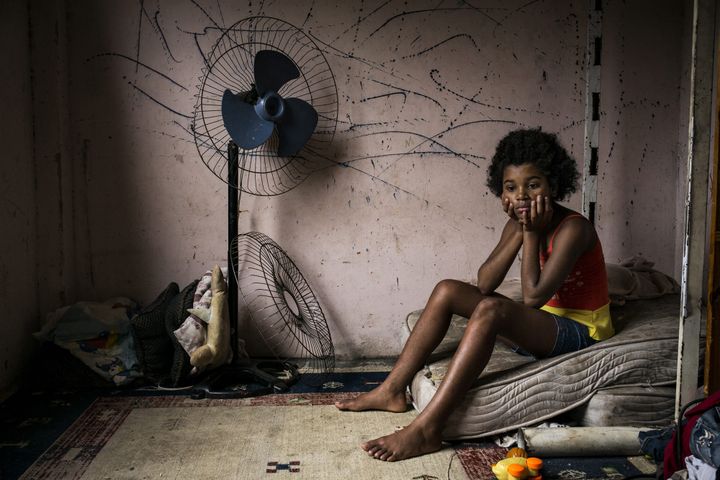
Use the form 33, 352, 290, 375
34, 297, 142, 386
34, 267, 246, 388
641, 390, 720, 479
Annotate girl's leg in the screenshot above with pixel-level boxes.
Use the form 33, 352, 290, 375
335, 280, 486, 412
363, 296, 558, 461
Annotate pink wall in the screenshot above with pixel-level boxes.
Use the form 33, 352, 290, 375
596, 0, 689, 280
3, 0, 690, 382
0, 2, 38, 395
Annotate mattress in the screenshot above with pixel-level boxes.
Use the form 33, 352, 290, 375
403, 283, 681, 440
566, 385, 676, 427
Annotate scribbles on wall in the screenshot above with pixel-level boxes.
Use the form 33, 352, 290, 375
86, 0, 587, 206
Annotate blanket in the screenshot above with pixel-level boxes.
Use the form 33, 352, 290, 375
607, 256, 680, 306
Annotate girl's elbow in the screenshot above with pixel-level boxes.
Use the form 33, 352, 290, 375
522, 294, 545, 309
478, 286, 494, 296
478, 276, 503, 295
476, 273, 498, 295
477, 281, 494, 295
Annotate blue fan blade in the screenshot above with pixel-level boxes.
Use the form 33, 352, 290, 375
276, 97, 318, 156
222, 89, 274, 149
254, 50, 300, 97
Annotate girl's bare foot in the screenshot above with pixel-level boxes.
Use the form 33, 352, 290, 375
334, 386, 408, 412
362, 423, 443, 461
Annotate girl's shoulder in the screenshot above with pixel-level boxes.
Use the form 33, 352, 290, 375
554, 207, 591, 226
551, 209, 597, 246
558, 211, 591, 228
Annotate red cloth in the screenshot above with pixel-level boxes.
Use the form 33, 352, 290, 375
539, 214, 609, 311
663, 390, 720, 478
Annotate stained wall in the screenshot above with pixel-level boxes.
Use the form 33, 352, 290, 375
0, 2, 38, 395
9, 0, 690, 372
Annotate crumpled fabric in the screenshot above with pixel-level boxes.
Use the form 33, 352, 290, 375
173, 267, 248, 361
665, 391, 720, 478
493, 422, 568, 448
685, 455, 717, 480
691, 406, 720, 468
639, 425, 675, 463
34, 298, 141, 385
173, 268, 224, 356
606, 256, 680, 306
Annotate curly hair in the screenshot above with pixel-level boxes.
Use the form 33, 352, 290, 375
486, 128, 579, 201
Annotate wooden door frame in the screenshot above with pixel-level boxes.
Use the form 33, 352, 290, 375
677, 0, 719, 414
704, 9, 720, 395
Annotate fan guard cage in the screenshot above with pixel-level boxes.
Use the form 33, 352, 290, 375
231, 231, 334, 375
193, 16, 339, 196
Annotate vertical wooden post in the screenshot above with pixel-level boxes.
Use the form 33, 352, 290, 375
677, 0, 718, 415
704, 8, 720, 396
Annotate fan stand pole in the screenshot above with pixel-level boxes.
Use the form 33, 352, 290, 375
190, 142, 298, 399
228, 141, 240, 357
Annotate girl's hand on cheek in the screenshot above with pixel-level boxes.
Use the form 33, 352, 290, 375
503, 197, 519, 222
523, 196, 553, 232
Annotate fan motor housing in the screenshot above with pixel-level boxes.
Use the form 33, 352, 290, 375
255, 92, 285, 122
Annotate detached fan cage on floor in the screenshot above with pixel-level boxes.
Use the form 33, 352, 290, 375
191, 16, 339, 396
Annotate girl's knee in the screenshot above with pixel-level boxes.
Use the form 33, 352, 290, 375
470, 297, 507, 326
432, 279, 463, 299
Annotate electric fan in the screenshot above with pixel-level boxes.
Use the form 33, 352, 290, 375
190, 16, 338, 397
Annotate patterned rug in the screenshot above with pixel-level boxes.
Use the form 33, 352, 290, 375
16, 393, 506, 480
3, 369, 658, 480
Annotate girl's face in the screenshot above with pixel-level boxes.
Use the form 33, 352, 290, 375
501, 163, 554, 217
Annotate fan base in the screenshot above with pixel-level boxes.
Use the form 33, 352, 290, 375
190, 361, 299, 399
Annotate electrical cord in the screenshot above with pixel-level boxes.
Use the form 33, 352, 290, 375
675, 398, 704, 468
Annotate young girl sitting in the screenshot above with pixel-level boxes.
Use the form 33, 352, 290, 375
335, 128, 614, 462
